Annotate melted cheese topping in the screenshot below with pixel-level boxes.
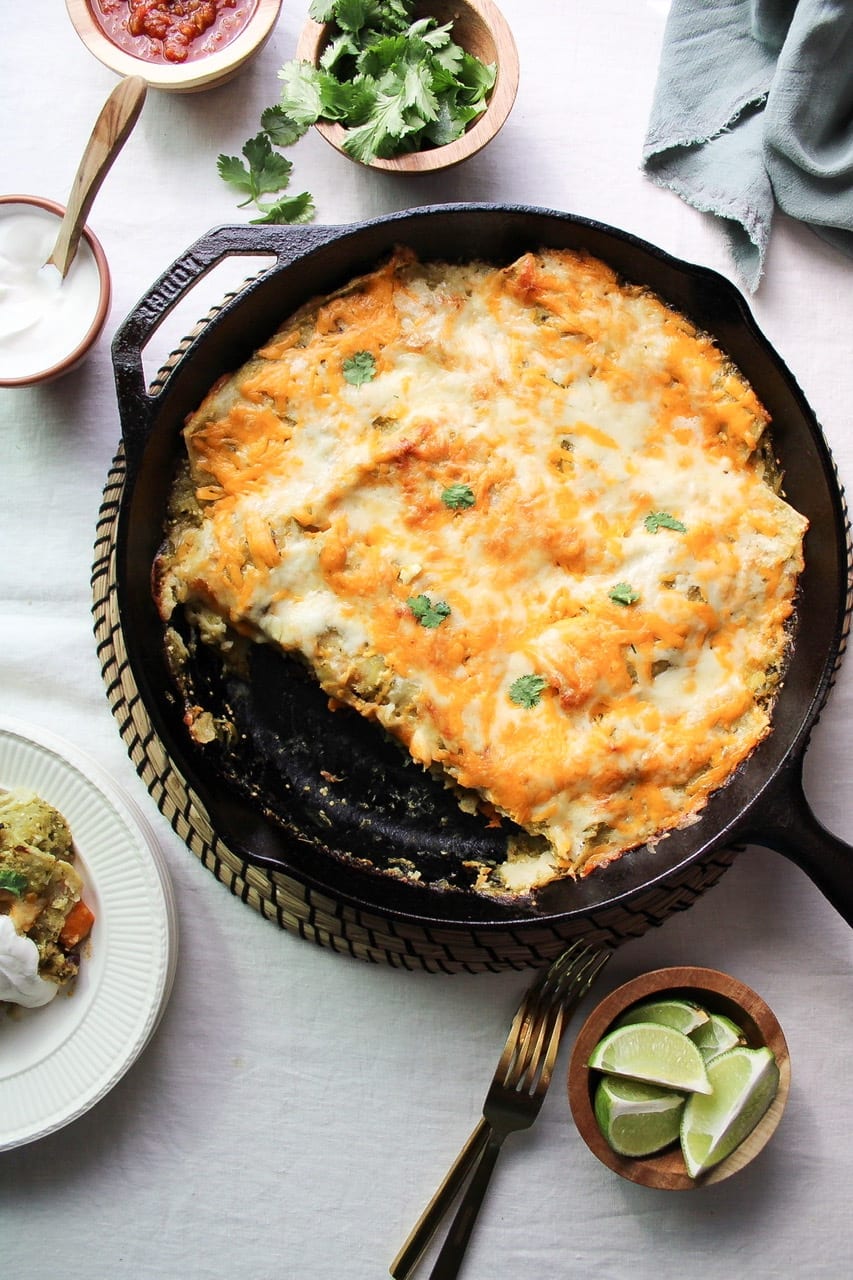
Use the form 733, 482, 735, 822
155, 248, 808, 893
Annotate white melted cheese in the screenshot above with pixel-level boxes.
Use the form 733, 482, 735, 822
156, 248, 808, 892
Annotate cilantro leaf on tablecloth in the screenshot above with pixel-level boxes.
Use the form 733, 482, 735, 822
251, 192, 316, 225
217, 134, 292, 206
260, 104, 307, 148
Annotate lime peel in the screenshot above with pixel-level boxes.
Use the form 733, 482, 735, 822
594, 1076, 686, 1157
689, 1011, 747, 1062
587, 1022, 712, 1095
616, 997, 710, 1037
680, 1044, 780, 1177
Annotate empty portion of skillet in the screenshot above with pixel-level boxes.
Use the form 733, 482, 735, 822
169, 606, 515, 891
113, 204, 851, 929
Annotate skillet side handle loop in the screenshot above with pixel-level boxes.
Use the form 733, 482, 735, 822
112, 224, 335, 474
753, 759, 853, 927
113, 228, 248, 469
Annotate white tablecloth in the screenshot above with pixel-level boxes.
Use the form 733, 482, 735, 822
2, 4, 852, 1277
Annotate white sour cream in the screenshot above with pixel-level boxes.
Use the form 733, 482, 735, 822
0, 913, 58, 1008
0, 204, 104, 381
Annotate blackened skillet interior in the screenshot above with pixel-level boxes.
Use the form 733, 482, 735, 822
113, 204, 852, 929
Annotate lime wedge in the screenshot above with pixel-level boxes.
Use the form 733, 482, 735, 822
689, 1012, 746, 1062
616, 998, 710, 1036
680, 1045, 780, 1177
588, 1023, 712, 1094
594, 1076, 686, 1157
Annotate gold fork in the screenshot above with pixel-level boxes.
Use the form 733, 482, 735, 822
390, 941, 611, 1279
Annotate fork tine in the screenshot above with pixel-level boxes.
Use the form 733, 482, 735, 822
515, 1008, 554, 1093
544, 941, 609, 1003
510, 990, 570, 1095
532, 1002, 566, 1096
527, 947, 607, 1095
502, 944, 610, 1094
527, 947, 611, 1099
497, 941, 592, 1081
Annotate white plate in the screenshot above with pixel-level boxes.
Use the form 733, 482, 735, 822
0, 718, 178, 1151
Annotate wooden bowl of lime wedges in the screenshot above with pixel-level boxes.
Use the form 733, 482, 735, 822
568, 967, 790, 1190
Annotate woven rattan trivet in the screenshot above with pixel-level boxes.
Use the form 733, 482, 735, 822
90, 296, 749, 973
92, 442, 745, 972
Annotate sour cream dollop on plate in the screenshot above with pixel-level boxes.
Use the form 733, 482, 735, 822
0, 914, 58, 1008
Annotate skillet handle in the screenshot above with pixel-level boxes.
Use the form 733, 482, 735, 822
111, 223, 346, 471
747, 758, 853, 927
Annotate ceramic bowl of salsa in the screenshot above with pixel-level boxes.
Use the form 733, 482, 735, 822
65, 0, 282, 92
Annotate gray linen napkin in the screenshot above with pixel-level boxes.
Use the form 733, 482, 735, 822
642, 0, 853, 290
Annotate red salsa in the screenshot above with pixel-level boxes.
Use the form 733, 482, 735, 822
92, 1, 258, 65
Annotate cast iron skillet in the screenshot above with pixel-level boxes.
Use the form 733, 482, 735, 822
111, 203, 853, 931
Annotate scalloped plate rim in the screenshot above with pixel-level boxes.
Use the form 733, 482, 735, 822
0, 716, 178, 1151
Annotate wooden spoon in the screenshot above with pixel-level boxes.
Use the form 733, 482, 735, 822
45, 75, 147, 279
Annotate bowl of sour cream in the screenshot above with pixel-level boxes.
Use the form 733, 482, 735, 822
0, 194, 111, 388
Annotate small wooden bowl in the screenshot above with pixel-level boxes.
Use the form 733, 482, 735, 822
65, 0, 282, 93
295, 0, 519, 172
568, 967, 790, 1191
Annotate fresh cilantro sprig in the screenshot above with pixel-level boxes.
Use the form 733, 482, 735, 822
509, 673, 548, 709
217, 132, 315, 224
260, 104, 306, 147
218, 1, 497, 219
407, 594, 451, 628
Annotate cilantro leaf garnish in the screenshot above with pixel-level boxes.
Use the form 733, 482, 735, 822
441, 483, 475, 510
407, 594, 451, 628
609, 583, 640, 606
0, 868, 28, 896
509, 673, 548, 708
645, 511, 687, 534
342, 350, 377, 386
321, 0, 362, 31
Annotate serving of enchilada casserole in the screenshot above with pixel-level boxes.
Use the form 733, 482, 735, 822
153, 246, 808, 896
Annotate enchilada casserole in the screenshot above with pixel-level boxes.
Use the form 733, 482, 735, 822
1, 788, 95, 1005
153, 247, 808, 894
